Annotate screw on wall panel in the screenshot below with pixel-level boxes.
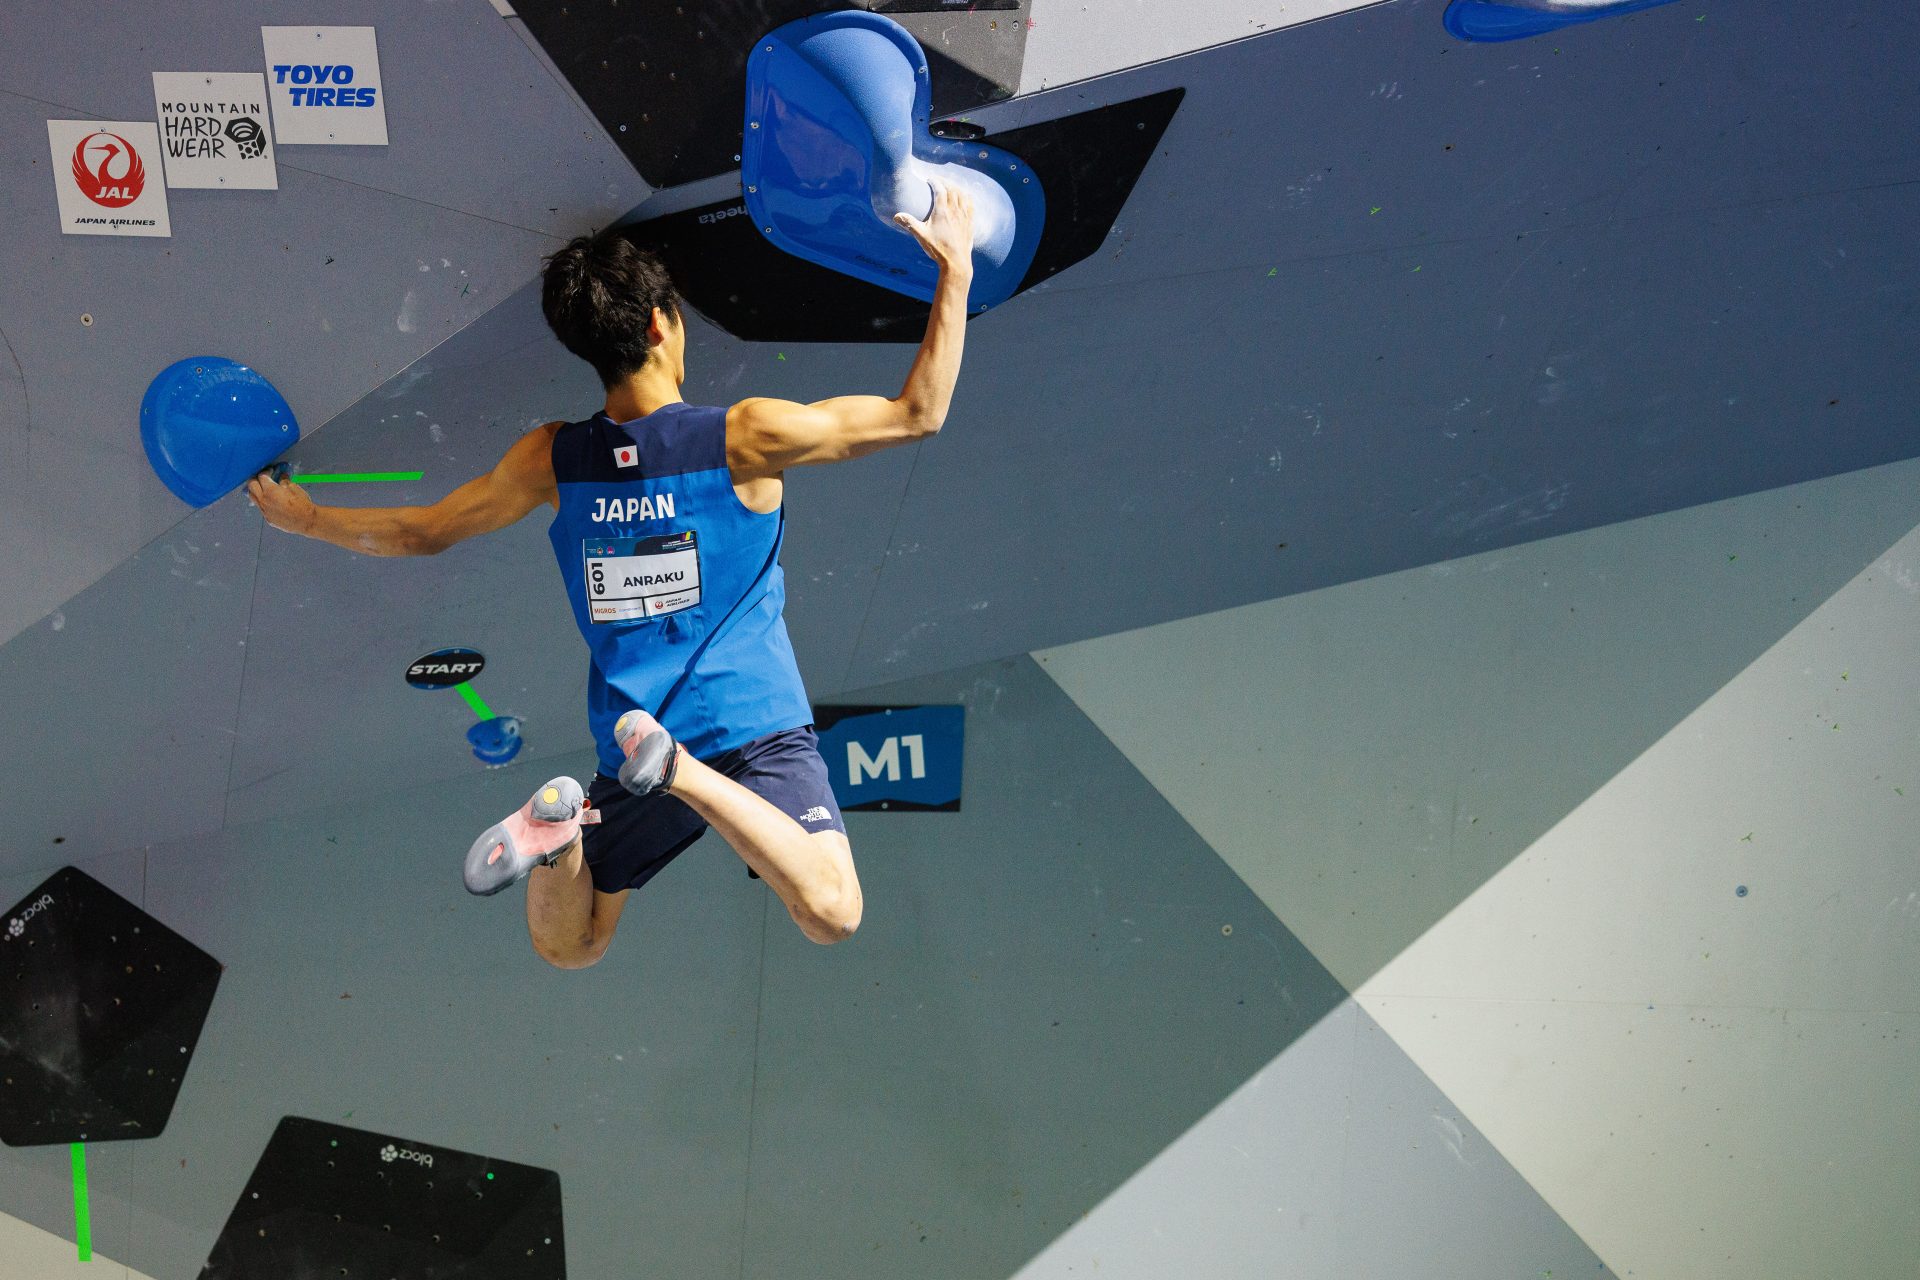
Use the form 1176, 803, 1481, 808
80, 314, 93, 326
747, 186, 756, 193
750, 121, 759, 129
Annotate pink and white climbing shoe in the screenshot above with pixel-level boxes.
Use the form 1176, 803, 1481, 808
613, 709, 681, 797
462, 777, 600, 897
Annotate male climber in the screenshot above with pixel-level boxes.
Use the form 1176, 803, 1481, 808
248, 185, 976, 963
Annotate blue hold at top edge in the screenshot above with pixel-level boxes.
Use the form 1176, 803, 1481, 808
742, 10, 1046, 312
1444, 0, 1682, 42
139, 356, 298, 508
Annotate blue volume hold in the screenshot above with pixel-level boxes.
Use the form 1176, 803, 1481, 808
140, 357, 298, 508
742, 10, 1045, 312
1444, 0, 1681, 42
468, 715, 524, 768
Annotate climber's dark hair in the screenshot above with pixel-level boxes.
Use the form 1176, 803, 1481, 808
541, 229, 682, 388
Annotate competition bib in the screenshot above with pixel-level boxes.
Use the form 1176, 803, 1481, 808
583, 530, 701, 623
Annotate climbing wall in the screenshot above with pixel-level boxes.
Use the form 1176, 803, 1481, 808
2, 0, 1917, 1277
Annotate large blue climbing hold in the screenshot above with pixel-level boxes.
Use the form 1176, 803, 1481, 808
1444, 0, 1681, 42
742, 11, 1045, 312
140, 356, 298, 508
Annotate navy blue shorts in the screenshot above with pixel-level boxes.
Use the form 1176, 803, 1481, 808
581, 725, 846, 895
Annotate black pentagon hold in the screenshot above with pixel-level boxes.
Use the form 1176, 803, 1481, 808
200, 1117, 567, 1280
0, 866, 223, 1147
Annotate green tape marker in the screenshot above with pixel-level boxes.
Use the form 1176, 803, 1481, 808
289, 472, 425, 484
455, 681, 494, 720
71, 1142, 92, 1261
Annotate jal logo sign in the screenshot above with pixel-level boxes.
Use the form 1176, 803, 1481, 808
406, 648, 486, 689
46, 120, 172, 238
815, 705, 964, 811
72, 133, 145, 206
262, 26, 389, 146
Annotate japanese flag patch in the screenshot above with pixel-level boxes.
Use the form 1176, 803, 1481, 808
613, 444, 638, 468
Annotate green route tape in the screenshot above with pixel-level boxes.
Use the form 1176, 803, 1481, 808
289, 472, 424, 484
71, 1142, 91, 1261
455, 681, 494, 720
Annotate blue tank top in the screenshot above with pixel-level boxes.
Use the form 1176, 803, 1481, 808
548, 404, 814, 773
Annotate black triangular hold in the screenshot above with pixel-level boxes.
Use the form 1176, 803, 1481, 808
630, 88, 1185, 343
513, 0, 1031, 189
0, 866, 222, 1147
200, 1117, 567, 1279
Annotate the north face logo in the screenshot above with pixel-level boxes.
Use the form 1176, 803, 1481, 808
613, 445, 637, 468
800, 806, 832, 824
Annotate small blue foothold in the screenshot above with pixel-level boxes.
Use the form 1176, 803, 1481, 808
140, 356, 298, 507
1735, 885, 1749, 898
468, 716, 524, 767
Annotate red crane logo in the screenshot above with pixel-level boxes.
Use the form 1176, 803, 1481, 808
71, 131, 146, 209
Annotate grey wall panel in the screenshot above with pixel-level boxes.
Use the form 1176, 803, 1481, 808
1333, 1012, 1612, 1275
1358, 513, 1920, 1280
1009, 1004, 1612, 1279
0, 90, 570, 646
844, 172, 1920, 687
1008, 0, 1920, 296
0, 0, 646, 645
742, 656, 1348, 1278
0, 498, 261, 884
0, 0, 641, 238
1019, 1, 1387, 94
1038, 456, 1920, 994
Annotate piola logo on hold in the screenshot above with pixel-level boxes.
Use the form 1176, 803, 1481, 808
71, 132, 146, 208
